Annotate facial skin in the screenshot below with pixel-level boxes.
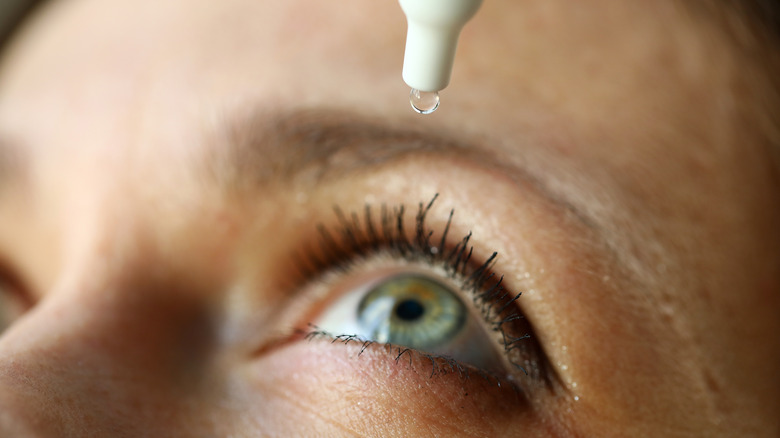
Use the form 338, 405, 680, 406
0, 0, 778, 436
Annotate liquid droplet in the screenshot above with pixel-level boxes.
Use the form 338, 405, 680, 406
409, 88, 439, 114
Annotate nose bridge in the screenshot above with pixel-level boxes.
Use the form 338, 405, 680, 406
0, 247, 218, 435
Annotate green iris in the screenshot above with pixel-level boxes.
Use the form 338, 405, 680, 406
356, 274, 467, 350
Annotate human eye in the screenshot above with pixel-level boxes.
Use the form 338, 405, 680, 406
289, 195, 554, 399
314, 272, 508, 373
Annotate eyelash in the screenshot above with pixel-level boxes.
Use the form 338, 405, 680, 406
295, 194, 549, 392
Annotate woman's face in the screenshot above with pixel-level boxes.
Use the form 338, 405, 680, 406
0, 0, 778, 436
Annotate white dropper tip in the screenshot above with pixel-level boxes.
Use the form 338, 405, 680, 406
398, 0, 483, 93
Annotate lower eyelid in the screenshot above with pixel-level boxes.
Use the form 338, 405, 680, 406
303, 327, 524, 394
250, 332, 536, 435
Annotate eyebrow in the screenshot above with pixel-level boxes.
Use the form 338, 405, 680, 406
204, 109, 494, 190
202, 108, 598, 229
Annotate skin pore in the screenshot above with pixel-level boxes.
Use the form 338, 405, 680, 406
0, 0, 778, 436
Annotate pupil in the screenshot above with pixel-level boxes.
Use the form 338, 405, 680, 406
395, 299, 425, 321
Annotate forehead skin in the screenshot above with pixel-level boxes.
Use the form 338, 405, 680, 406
0, 0, 778, 436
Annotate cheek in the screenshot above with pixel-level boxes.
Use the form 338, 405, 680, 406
237, 340, 563, 437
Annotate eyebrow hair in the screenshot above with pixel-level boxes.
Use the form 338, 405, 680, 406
205, 109, 495, 190
202, 108, 598, 230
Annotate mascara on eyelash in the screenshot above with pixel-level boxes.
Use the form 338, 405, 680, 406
295, 194, 548, 382
301, 324, 524, 395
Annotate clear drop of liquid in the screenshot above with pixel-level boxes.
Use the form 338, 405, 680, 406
409, 88, 439, 114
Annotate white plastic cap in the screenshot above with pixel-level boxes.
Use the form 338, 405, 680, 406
399, 0, 483, 92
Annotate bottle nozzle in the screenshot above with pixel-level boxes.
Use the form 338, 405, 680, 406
399, 0, 483, 93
